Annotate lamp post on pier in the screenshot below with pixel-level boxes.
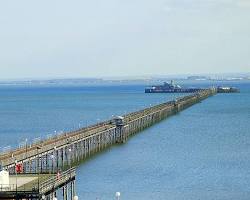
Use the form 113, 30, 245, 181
50, 154, 55, 173
14, 159, 18, 191
36, 146, 42, 174
68, 148, 72, 168
25, 138, 28, 157
53, 146, 58, 172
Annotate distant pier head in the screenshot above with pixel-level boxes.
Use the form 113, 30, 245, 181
145, 80, 202, 93
145, 80, 240, 93
217, 86, 240, 93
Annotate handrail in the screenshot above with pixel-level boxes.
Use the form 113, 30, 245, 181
39, 167, 76, 194
0, 168, 76, 194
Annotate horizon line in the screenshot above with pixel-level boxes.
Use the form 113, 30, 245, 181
0, 71, 250, 82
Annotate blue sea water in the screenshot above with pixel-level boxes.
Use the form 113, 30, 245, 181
0, 81, 249, 200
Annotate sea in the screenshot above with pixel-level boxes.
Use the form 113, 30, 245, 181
0, 80, 249, 200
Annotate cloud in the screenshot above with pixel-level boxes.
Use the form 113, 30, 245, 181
236, 0, 250, 8
162, 5, 172, 12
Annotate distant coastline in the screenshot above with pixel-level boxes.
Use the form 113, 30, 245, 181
0, 74, 249, 87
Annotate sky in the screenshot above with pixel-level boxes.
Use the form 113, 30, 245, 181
0, 0, 250, 79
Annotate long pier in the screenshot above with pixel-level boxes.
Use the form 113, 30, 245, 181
0, 88, 216, 172
0, 88, 217, 199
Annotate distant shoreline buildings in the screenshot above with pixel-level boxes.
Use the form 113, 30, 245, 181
0, 74, 249, 86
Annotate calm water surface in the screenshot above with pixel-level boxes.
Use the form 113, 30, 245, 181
0, 81, 249, 200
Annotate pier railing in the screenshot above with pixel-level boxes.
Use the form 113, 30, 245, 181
0, 183, 39, 192
0, 168, 76, 200
39, 167, 76, 194
0, 179, 39, 193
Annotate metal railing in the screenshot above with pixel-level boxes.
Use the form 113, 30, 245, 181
0, 182, 39, 192
39, 167, 76, 194
0, 168, 75, 194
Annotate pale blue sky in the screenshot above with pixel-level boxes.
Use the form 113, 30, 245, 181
0, 0, 250, 79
